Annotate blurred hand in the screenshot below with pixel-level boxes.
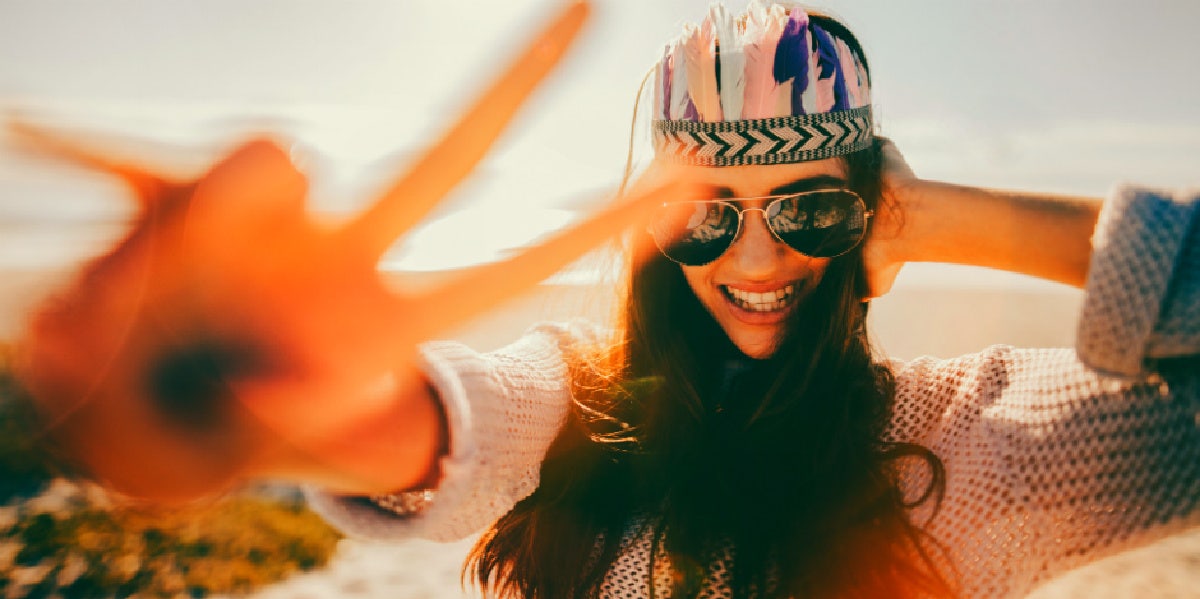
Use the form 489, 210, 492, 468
12, 0, 696, 503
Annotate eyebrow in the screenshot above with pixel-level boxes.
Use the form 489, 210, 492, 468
769, 175, 848, 196
709, 174, 849, 199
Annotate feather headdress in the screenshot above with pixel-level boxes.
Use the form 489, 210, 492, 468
773, 8, 809, 115
682, 21, 722, 122
810, 24, 845, 112
667, 37, 694, 120
740, 0, 785, 120
710, 4, 744, 121
650, 1, 874, 167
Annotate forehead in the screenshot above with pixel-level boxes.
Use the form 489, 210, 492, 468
664, 157, 849, 197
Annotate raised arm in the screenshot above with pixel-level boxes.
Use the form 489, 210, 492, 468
9, 0, 699, 503
866, 139, 1199, 376
864, 139, 1103, 296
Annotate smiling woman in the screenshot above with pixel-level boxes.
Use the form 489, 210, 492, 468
302, 4, 1200, 599
313, 4, 1193, 599
672, 162, 855, 359
1, 1, 1198, 599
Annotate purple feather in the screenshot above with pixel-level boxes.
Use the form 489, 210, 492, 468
811, 25, 849, 111
773, 10, 809, 115
683, 98, 699, 121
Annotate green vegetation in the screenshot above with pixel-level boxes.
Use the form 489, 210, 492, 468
0, 344, 343, 597
1, 490, 342, 598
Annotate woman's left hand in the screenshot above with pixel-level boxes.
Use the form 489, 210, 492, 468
861, 137, 918, 299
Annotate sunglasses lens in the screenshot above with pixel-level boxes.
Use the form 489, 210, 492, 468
649, 201, 738, 266
767, 190, 868, 258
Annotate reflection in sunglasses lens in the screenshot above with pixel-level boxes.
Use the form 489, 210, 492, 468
650, 202, 738, 266
769, 191, 866, 258
651, 190, 868, 266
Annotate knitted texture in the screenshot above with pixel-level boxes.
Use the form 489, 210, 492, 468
1076, 185, 1200, 377
308, 185, 1200, 598
888, 347, 1198, 598
306, 323, 585, 542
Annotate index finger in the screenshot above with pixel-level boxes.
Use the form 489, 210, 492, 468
407, 176, 704, 341
340, 1, 592, 261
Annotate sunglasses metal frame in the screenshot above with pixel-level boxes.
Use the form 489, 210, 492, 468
649, 189, 874, 266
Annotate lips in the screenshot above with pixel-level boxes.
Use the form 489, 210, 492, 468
721, 283, 796, 312
719, 281, 803, 324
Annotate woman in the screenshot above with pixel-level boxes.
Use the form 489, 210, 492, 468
300, 3, 1198, 598
11, 1, 1197, 598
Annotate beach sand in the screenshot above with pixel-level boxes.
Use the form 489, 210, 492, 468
250, 527, 1200, 599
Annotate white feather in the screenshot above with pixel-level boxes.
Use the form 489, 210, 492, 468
652, 50, 665, 120
683, 21, 721, 121
711, 3, 744, 121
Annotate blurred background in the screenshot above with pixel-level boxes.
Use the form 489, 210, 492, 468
1, 0, 1198, 356
0, 0, 1197, 597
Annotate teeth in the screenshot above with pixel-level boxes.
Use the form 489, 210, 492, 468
724, 284, 796, 312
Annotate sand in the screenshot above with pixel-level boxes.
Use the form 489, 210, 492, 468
249, 528, 1200, 598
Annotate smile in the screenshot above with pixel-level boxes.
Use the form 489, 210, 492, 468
721, 283, 798, 313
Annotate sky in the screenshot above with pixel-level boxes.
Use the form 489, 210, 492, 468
0, 0, 1197, 284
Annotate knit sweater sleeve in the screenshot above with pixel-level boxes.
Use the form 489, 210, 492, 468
304, 321, 597, 542
1077, 184, 1200, 377
888, 184, 1200, 599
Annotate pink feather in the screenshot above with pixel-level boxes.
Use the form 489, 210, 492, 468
669, 39, 691, 119
855, 60, 871, 106
683, 21, 722, 122
800, 30, 822, 113
775, 79, 793, 117
835, 38, 862, 108
814, 74, 835, 113
741, 1, 784, 119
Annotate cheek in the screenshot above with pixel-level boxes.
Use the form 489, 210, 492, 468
681, 264, 717, 304
805, 259, 832, 289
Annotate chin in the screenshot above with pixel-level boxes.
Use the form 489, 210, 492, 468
732, 337, 779, 360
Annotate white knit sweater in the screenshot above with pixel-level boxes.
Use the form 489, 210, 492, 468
307, 184, 1200, 598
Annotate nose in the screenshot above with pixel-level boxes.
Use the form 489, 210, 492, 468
727, 209, 785, 277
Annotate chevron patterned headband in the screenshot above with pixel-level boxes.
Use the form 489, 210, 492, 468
651, 1, 873, 166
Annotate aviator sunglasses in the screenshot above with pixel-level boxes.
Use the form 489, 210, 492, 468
648, 189, 873, 266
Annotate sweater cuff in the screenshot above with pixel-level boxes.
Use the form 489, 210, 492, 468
302, 341, 483, 541
1076, 184, 1200, 377
305, 324, 579, 542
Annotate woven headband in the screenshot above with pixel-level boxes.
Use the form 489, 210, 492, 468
652, 107, 872, 166
651, 1, 873, 166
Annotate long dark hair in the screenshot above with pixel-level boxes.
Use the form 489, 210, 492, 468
467, 12, 954, 599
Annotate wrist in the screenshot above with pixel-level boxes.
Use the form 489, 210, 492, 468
891, 178, 987, 265
266, 371, 447, 496
879, 176, 934, 265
